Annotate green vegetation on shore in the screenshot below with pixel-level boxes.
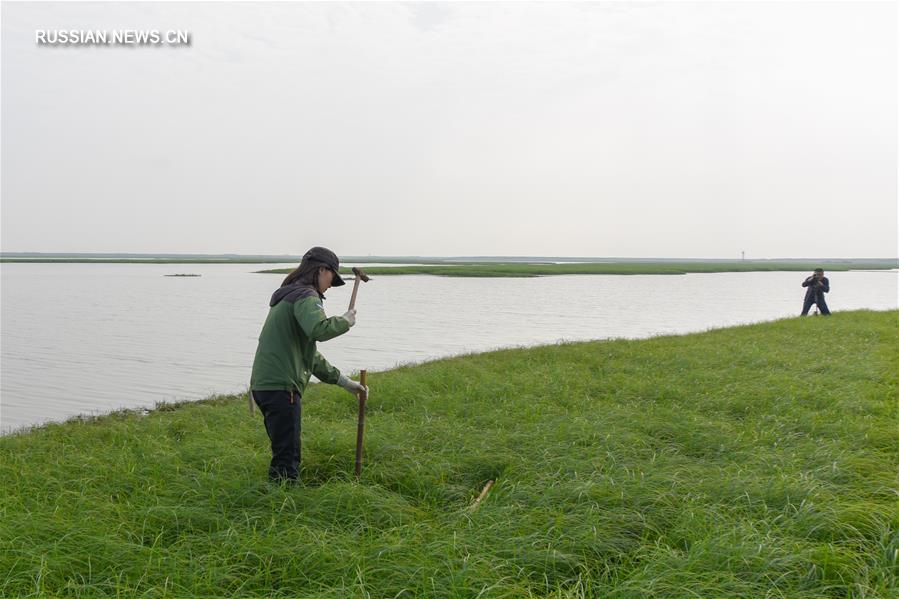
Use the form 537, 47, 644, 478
260, 260, 898, 278
2, 311, 897, 597
4, 254, 896, 277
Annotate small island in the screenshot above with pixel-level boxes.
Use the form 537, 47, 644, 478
257, 260, 898, 278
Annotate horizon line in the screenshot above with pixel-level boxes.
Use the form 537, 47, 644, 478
1, 252, 897, 262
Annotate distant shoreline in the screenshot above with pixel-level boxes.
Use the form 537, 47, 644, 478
3, 255, 896, 278
257, 261, 898, 278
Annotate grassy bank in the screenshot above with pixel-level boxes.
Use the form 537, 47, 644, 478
2, 311, 897, 597
261, 261, 898, 278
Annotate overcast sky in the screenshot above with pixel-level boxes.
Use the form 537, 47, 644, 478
1, 1, 896, 258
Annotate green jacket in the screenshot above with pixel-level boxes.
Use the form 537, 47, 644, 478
250, 284, 350, 394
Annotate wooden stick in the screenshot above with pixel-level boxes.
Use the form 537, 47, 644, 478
348, 277, 361, 311
347, 267, 370, 311
469, 480, 494, 511
354, 370, 368, 479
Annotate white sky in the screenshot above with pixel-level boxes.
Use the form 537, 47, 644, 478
1, 1, 896, 258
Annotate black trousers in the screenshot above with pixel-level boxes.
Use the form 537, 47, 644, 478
252, 390, 301, 482
801, 294, 830, 316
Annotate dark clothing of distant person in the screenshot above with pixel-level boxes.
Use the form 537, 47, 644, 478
801, 275, 830, 315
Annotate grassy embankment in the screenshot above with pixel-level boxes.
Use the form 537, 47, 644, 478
1, 311, 897, 597
261, 261, 898, 278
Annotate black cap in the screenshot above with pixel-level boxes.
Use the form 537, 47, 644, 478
301, 246, 346, 286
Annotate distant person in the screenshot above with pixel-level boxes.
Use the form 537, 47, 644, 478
800, 268, 831, 316
250, 247, 366, 483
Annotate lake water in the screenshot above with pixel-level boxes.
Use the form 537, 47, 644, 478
1, 263, 896, 433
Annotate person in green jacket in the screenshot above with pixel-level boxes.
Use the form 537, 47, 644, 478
250, 246, 366, 483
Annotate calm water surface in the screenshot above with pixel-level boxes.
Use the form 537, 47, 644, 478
1, 263, 896, 433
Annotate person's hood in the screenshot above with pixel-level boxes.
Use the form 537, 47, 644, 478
270, 283, 322, 307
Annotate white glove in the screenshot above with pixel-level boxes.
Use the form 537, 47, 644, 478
341, 309, 356, 328
338, 374, 367, 397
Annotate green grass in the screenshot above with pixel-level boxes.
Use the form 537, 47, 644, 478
260, 261, 898, 278
2, 311, 897, 597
